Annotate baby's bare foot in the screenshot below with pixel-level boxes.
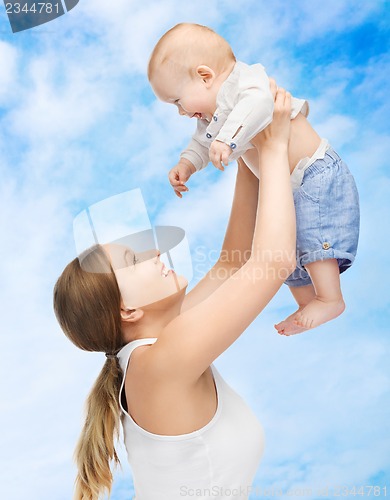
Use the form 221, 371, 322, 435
275, 308, 307, 336
294, 297, 345, 330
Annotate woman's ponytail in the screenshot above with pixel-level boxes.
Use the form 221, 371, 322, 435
74, 358, 122, 499
53, 246, 126, 499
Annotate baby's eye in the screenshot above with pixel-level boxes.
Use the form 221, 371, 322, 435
133, 255, 139, 265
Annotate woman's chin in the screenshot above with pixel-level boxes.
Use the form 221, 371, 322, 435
174, 273, 188, 290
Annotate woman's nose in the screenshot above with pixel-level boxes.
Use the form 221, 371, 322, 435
154, 249, 161, 262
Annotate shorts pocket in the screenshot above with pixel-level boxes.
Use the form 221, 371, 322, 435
299, 172, 321, 203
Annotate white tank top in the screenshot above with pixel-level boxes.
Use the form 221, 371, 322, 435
117, 338, 265, 500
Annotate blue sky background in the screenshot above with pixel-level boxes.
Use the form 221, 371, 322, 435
0, 1, 389, 499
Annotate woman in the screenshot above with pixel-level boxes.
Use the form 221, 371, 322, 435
53, 87, 296, 500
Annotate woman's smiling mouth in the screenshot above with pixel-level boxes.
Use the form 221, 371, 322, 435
161, 263, 175, 277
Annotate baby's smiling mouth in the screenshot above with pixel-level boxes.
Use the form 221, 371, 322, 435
192, 113, 202, 119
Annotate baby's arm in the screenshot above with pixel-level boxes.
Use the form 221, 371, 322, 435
168, 125, 211, 198
180, 135, 210, 172
211, 64, 274, 169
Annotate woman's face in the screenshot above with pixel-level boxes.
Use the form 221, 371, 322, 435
106, 244, 188, 308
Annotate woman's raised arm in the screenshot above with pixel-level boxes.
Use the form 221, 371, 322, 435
151, 89, 296, 381
180, 157, 259, 313
181, 79, 278, 313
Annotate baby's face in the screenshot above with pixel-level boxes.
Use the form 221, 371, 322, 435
150, 65, 218, 123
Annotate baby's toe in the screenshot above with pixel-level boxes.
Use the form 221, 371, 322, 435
294, 313, 303, 327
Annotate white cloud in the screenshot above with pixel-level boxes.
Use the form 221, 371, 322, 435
315, 114, 358, 147
291, 0, 380, 42
214, 313, 390, 496
62, 0, 223, 75
7, 55, 114, 142
0, 41, 18, 104
218, 0, 383, 56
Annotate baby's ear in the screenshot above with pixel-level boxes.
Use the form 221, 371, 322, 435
196, 65, 215, 87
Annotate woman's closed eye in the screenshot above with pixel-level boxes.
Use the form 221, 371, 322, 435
123, 249, 139, 267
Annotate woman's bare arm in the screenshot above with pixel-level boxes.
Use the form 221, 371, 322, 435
180, 158, 258, 313
181, 79, 278, 313
149, 89, 296, 381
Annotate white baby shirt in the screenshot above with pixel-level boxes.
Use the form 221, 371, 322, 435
180, 61, 309, 171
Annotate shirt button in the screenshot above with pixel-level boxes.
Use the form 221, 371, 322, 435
322, 242, 331, 250
206, 133, 212, 139
230, 142, 237, 149
213, 115, 218, 121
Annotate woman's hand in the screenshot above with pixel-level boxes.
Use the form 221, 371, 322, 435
251, 82, 292, 152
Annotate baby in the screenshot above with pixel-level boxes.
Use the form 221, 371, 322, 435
147, 23, 360, 335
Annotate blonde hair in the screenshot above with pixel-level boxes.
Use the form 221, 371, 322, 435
53, 246, 125, 499
148, 23, 236, 81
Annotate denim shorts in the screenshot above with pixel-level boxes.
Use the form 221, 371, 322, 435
285, 147, 360, 287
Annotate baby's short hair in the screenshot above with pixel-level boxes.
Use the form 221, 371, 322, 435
148, 23, 236, 80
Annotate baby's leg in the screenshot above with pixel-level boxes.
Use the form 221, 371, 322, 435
294, 259, 345, 330
275, 284, 316, 335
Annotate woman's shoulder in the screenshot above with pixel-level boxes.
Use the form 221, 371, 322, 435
125, 332, 209, 389
122, 336, 180, 382
124, 343, 217, 435
117, 338, 157, 374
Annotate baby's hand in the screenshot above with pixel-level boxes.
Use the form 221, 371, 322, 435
168, 159, 196, 198
209, 140, 232, 171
